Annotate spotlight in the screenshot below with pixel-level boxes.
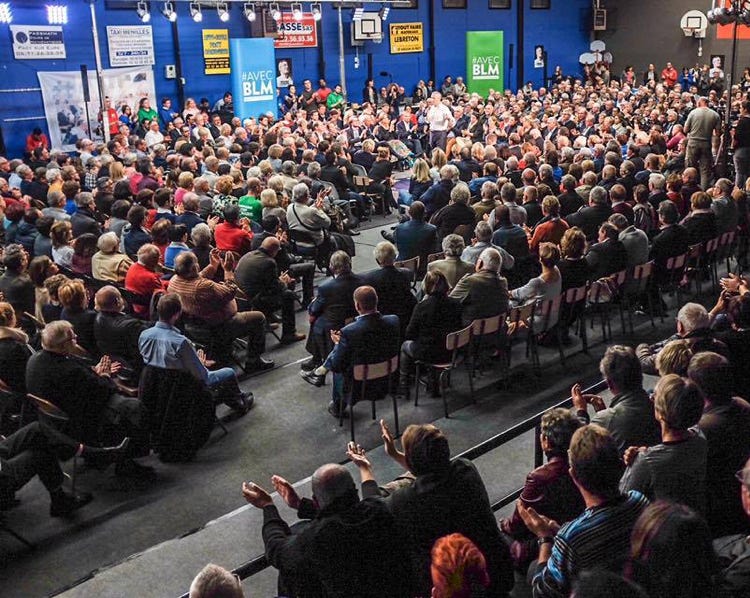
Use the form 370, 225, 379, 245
217, 1, 230, 22
0, 3, 12, 24
244, 2, 257, 21
352, 7, 364, 21
47, 4, 68, 25
161, 1, 177, 22
292, 2, 303, 21
311, 3, 322, 20
189, 1, 202, 22
379, 5, 390, 21
136, 1, 151, 23
270, 3, 281, 21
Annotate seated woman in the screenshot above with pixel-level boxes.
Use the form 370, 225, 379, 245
91, 232, 134, 284
71, 233, 98, 276
368, 146, 397, 213
398, 271, 463, 398
28, 255, 59, 323
499, 408, 585, 571
681, 191, 718, 246
510, 242, 562, 307
41, 274, 68, 324
398, 158, 432, 208
59, 278, 99, 358
50, 220, 74, 269
0, 301, 33, 397
558, 227, 590, 292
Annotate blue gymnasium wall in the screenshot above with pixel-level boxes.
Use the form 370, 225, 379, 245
0, 0, 590, 159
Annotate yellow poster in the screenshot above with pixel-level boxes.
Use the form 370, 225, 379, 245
202, 29, 230, 75
389, 23, 424, 54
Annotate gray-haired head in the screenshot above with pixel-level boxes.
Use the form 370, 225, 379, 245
478, 247, 502, 272
292, 182, 310, 203
442, 233, 465, 257
589, 186, 608, 206
474, 220, 492, 242
373, 241, 397, 266
450, 182, 471, 205
677, 302, 710, 334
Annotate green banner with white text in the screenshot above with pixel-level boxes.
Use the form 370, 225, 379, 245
466, 31, 504, 97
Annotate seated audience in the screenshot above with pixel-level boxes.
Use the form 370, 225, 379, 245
363, 241, 416, 338
714, 456, 750, 597
427, 233, 474, 289
91, 231, 133, 283
430, 534, 491, 598
188, 564, 244, 598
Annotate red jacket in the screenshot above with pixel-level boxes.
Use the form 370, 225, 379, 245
124, 262, 168, 317
214, 222, 253, 255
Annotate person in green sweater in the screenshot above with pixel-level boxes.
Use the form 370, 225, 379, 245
137, 98, 158, 126
326, 85, 345, 111
239, 177, 263, 223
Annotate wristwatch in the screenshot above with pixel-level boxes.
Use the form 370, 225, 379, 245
537, 536, 554, 546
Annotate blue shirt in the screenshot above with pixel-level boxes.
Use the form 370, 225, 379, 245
64, 198, 78, 215
164, 242, 189, 269
138, 321, 209, 385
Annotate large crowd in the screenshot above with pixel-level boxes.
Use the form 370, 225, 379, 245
1, 59, 750, 597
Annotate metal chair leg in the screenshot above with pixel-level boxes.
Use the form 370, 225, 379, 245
440, 370, 449, 419
414, 363, 421, 407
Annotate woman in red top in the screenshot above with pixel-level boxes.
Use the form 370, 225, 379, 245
214, 204, 253, 256
26, 128, 49, 154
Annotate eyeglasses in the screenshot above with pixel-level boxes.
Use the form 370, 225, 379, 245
735, 469, 750, 486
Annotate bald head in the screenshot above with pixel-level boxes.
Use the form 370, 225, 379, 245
311, 464, 356, 509
261, 235, 280, 257
94, 285, 123, 312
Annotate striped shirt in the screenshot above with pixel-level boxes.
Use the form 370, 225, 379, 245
532, 490, 649, 598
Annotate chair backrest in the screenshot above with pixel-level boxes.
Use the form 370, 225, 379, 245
353, 175, 372, 188
587, 278, 613, 304
607, 269, 628, 290
471, 314, 503, 337
446, 324, 472, 352
564, 285, 587, 306
627, 261, 654, 294
427, 251, 445, 263
395, 256, 419, 274
319, 180, 340, 202
705, 236, 720, 254
27, 394, 70, 424
289, 228, 318, 247
350, 163, 368, 177
665, 252, 687, 271
688, 243, 702, 260
353, 354, 399, 382
532, 295, 562, 334
507, 301, 535, 327
716, 230, 737, 260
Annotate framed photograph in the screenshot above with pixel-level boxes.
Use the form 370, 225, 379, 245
489, 0, 511, 7
534, 45, 545, 69
442, 0, 466, 8
530, 0, 550, 8
276, 58, 293, 88
393, 0, 418, 8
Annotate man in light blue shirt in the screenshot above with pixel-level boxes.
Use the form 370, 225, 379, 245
138, 293, 253, 415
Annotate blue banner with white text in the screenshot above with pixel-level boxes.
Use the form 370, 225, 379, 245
230, 38, 277, 120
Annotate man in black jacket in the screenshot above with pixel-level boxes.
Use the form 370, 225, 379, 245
93, 286, 149, 378
429, 181, 476, 243
235, 237, 305, 345
649, 199, 690, 283
349, 423, 513, 597
363, 241, 416, 338
566, 186, 613, 242
70, 192, 103, 238
241, 463, 413, 598
585, 222, 629, 281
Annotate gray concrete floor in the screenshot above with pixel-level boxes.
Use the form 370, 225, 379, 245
1, 213, 688, 598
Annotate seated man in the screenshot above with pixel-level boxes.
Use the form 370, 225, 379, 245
714, 456, 750, 597
388, 201, 438, 268
426, 233, 474, 289
461, 221, 515, 272
26, 321, 152, 479
572, 345, 660, 455
349, 423, 514, 597
241, 463, 412, 597
500, 408, 585, 572
250, 215, 315, 308
0, 422, 95, 517
429, 182, 476, 243
93, 286, 149, 378
449, 247, 509, 325
636, 302, 727, 375
620, 374, 707, 515
584, 222, 628, 281
138, 293, 252, 415
362, 241, 416, 338
168, 251, 272, 373
234, 237, 306, 345
188, 564, 244, 598
518, 425, 650, 598
300, 251, 363, 376
308, 286, 400, 418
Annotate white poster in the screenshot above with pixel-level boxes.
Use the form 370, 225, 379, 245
11, 25, 66, 60
38, 66, 157, 152
107, 25, 155, 67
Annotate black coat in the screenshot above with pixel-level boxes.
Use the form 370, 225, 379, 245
404, 294, 463, 362
683, 211, 718, 245
262, 494, 413, 598
362, 459, 513, 597
94, 311, 148, 373
420, 179, 455, 218
566, 204, 613, 241
586, 239, 629, 280
363, 266, 416, 335
235, 248, 284, 303
70, 207, 102, 238
309, 272, 364, 332
557, 191, 584, 217
649, 224, 690, 282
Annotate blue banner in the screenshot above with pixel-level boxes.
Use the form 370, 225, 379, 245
230, 38, 277, 120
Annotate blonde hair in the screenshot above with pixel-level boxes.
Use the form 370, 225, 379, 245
177, 171, 194, 190
412, 158, 431, 183
260, 188, 278, 208
431, 148, 447, 170
655, 339, 693, 377
109, 161, 125, 182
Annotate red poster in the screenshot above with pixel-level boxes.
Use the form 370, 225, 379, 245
274, 13, 318, 48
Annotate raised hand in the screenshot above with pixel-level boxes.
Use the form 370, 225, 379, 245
271, 475, 301, 510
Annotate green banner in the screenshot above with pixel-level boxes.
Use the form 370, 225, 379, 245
466, 31, 504, 97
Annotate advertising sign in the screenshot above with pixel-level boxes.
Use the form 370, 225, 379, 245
203, 29, 230, 75
106, 25, 155, 67
11, 25, 66, 60
466, 31, 504, 96
230, 38, 277, 120
274, 13, 318, 48
389, 22, 423, 54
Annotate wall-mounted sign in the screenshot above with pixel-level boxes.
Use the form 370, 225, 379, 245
11, 25, 66, 60
389, 22, 423, 54
203, 29, 230, 75
230, 38, 277, 119
106, 25, 155, 67
274, 13, 318, 48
